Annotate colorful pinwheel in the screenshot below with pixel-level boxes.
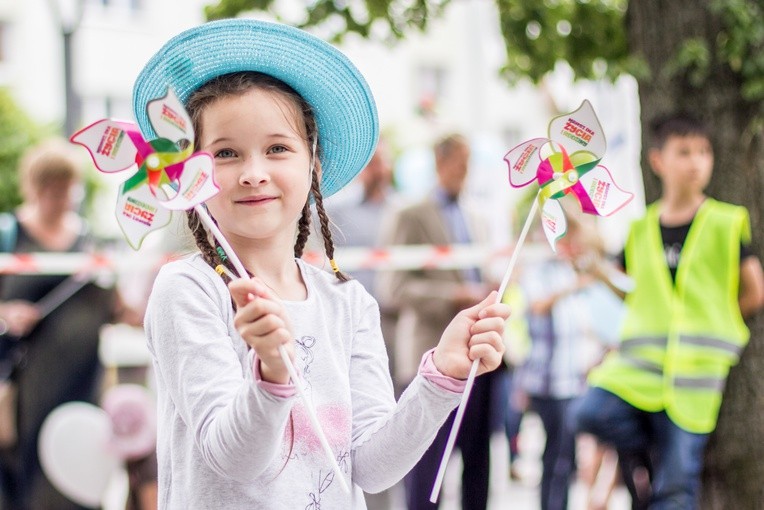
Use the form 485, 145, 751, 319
504, 99, 634, 249
431, 100, 634, 503
71, 89, 219, 249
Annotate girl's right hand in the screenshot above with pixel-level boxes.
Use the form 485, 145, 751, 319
228, 277, 295, 384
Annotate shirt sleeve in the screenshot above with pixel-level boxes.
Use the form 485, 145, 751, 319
145, 262, 295, 483
346, 290, 462, 493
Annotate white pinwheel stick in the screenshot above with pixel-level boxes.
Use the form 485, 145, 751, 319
192, 204, 350, 494
430, 193, 540, 503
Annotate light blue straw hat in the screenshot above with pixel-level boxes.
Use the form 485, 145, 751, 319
133, 18, 378, 198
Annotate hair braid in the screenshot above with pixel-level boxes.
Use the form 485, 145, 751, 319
310, 170, 349, 282
294, 202, 311, 258
186, 210, 235, 284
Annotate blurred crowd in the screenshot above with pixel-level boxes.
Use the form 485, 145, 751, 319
0, 112, 762, 510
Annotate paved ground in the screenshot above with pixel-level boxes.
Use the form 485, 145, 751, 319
381, 412, 632, 510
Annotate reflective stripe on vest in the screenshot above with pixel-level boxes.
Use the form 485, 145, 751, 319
673, 376, 725, 392
621, 335, 743, 360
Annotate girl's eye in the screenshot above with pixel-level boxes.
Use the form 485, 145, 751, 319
214, 148, 237, 159
268, 145, 288, 155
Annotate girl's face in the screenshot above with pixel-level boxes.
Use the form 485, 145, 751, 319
199, 88, 312, 246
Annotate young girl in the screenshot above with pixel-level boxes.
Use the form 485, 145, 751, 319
139, 19, 509, 508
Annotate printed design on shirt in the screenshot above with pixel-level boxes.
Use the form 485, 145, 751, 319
664, 242, 682, 269
296, 335, 317, 384
304, 449, 350, 509
284, 403, 350, 459
305, 468, 333, 509
336, 450, 350, 473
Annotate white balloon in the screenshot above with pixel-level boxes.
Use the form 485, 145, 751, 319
38, 402, 122, 508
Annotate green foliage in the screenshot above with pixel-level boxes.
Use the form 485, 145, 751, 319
204, 0, 763, 102
204, 0, 271, 22
662, 38, 711, 88
495, 0, 635, 83
712, 0, 764, 101
0, 89, 42, 212
204, 0, 451, 42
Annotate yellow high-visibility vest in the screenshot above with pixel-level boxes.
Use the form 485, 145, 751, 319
589, 199, 751, 433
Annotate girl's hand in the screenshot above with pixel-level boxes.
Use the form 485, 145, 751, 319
433, 291, 510, 379
228, 277, 295, 384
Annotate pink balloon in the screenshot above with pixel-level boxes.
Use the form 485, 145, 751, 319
101, 384, 157, 461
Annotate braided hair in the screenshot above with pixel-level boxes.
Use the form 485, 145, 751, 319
183, 71, 349, 283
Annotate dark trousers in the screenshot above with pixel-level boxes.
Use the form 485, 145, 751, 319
575, 387, 708, 510
502, 371, 523, 463
530, 396, 577, 510
404, 371, 494, 510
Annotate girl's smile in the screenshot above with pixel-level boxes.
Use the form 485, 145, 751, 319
234, 194, 278, 206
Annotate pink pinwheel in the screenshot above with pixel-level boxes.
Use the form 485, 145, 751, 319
504, 99, 634, 249
71, 89, 219, 249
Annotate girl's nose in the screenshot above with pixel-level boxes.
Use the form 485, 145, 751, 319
239, 158, 270, 186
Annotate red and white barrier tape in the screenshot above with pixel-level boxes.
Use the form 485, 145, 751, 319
0, 243, 550, 275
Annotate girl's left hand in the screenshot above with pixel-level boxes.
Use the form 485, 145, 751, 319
433, 291, 510, 380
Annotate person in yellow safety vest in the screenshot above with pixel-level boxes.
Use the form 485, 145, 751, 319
574, 112, 764, 510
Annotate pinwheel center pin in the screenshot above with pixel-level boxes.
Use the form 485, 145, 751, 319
145, 154, 161, 170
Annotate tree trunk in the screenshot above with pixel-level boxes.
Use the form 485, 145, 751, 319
627, 1, 764, 508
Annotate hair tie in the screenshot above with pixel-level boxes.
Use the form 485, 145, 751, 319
329, 258, 340, 273
215, 264, 235, 280
216, 246, 228, 261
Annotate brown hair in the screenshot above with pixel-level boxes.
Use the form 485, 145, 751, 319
184, 71, 348, 282
19, 138, 82, 200
433, 133, 469, 164
648, 112, 710, 150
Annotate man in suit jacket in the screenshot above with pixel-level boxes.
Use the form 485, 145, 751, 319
377, 133, 498, 510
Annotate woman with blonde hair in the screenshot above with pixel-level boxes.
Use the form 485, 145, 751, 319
0, 138, 118, 509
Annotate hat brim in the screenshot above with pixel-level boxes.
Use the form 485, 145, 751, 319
133, 18, 378, 198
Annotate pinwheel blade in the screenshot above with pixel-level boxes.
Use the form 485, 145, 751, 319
572, 165, 635, 217
504, 137, 548, 188
548, 100, 607, 161
115, 175, 172, 250
146, 88, 195, 146
541, 199, 567, 251
159, 154, 219, 211
70, 120, 140, 174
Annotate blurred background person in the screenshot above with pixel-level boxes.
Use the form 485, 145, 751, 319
575, 112, 764, 510
514, 205, 625, 510
377, 133, 501, 510
0, 139, 120, 510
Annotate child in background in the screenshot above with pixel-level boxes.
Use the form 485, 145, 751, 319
575, 112, 764, 508
137, 19, 509, 509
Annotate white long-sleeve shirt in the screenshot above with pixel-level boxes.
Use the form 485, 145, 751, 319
145, 255, 461, 509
